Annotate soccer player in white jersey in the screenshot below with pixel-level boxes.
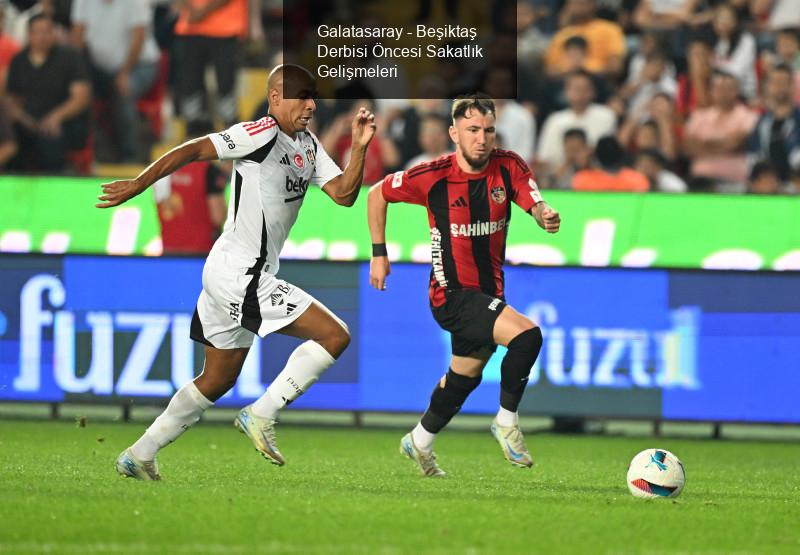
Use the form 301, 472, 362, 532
97, 65, 376, 480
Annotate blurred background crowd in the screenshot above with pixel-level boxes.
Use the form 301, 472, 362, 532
1, 0, 799, 197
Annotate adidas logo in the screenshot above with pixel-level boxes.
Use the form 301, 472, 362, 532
450, 196, 467, 208
286, 302, 298, 315
279, 154, 291, 166
270, 293, 284, 306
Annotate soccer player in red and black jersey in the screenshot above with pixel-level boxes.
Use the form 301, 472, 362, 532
368, 94, 561, 477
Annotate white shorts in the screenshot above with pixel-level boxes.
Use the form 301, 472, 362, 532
190, 261, 314, 350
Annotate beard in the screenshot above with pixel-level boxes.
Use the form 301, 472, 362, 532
461, 148, 491, 171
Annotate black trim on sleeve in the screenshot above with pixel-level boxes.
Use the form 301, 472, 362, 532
244, 133, 278, 164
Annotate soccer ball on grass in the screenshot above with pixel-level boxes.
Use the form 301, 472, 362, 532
627, 448, 685, 499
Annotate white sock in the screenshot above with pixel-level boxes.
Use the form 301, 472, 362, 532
496, 406, 519, 427
411, 422, 436, 453
250, 340, 335, 420
130, 381, 213, 461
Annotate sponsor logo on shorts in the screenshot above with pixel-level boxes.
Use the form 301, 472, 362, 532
270, 293, 284, 306
229, 302, 241, 321
286, 302, 298, 315
488, 298, 501, 311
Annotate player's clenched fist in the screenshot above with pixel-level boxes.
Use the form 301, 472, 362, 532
369, 255, 391, 291
534, 203, 561, 234
351, 107, 377, 150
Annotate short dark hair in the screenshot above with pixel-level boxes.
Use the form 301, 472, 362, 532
563, 127, 587, 143
28, 13, 53, 29
564, 35, 589, 52
776, 27, 800, 43
769, 62, 794, 80
750, 161, 778, 182
594, 135, 625, 169
451, 93, 496, 121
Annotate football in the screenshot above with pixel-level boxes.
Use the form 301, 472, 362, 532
627, 449, 686, 499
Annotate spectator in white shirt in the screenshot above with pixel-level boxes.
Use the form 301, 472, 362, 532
536, 69, 616, 171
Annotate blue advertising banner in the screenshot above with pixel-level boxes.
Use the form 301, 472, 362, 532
1, 255, 798, 422
0, 255, 361, 409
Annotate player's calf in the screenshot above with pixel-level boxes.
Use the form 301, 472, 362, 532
499, 327, 543, 415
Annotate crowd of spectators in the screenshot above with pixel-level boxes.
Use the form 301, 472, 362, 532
0, 0, 798, 195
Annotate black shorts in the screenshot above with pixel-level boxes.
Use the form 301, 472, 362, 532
430, 289, 507, 357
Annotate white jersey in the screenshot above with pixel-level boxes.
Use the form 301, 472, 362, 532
206, 116, 342, 275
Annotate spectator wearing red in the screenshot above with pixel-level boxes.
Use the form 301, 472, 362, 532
152, 123, 228, 255
320, 99, 400, 185
0, 6, 20, 89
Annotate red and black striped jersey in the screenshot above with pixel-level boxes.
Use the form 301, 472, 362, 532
381, 150, 543, 307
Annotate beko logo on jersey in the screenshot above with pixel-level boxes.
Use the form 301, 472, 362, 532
450, 219, 507, 238
285, 175, 309, 194
218, 132, 236, 150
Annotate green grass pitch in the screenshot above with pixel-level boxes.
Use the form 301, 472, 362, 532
1, 419, 799, 554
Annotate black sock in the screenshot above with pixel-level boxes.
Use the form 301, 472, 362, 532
420, 369, 482, 433
499, 327, 543, 412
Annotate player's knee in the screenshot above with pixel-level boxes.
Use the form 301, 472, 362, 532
501, 327, 543, 382
510, 325, 542, 354
323, 323, 350, 358
430, 369, 482, 417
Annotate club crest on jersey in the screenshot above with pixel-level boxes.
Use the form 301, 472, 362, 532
491, 186, 506, 204
305, 147, 315, 163
294, 153, 305, 168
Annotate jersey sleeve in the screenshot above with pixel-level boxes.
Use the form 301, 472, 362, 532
207, 117, 278, 161
505, 151, 543, 212
308, 131, 342, 188
380, 170, 427, 206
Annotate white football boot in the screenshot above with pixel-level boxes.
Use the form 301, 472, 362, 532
490, 420, 534, 468
115, 449, 161, 481
234, 405, 285, 466
399, 432, 446, 477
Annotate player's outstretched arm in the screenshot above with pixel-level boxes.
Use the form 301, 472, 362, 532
367, 183, 391, 291
321, 107, 376, 207
96, 137, 219, 208
531, 202, 561, 234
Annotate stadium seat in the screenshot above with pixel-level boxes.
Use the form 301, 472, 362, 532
137, 52, 170, 141
66, 131, 94, 176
